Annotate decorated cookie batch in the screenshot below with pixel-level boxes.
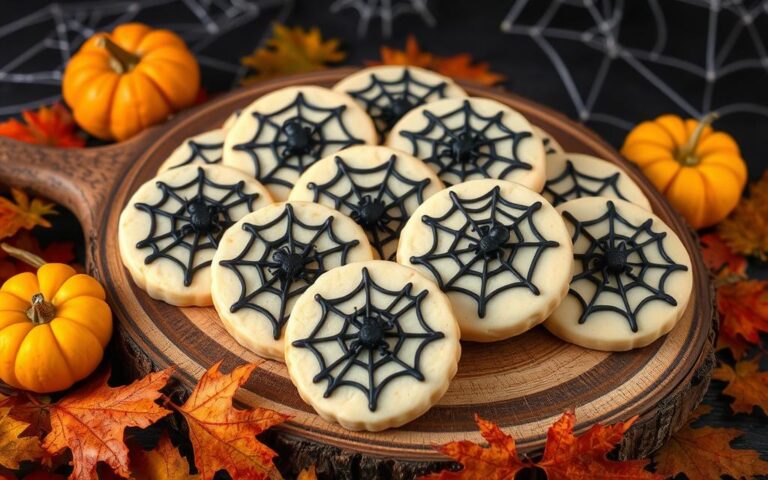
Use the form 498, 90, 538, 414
118, 66, 694, 432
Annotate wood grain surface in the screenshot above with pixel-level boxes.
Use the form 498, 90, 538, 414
0, 68, 716, 479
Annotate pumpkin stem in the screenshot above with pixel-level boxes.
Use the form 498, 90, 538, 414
27, 293, 55, 325
96, 35, 140, 73
677, 112, 718, 166
1, 243, 45, 268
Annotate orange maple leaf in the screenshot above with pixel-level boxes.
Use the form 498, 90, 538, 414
0, 104, 84, 148
718, 172, 768, 261
717, 279, 768, 349
654, 404, 768, 480
422, 412, 660, 479
700, 233, 747, 277
713, 358, 768, 415
42, 368, 173, 480
0, 188, 58, 240
369, 35, 505, 86
169, 361, 290, 480
129, 432, 197, 479
0, 406, 44, 469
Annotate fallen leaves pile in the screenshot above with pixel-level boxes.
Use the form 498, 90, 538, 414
0, 104, 84, 148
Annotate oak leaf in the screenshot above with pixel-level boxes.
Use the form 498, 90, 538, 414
718, 172, 768, 261
0, 406, 44, 469
241, 24, 345, 84
42, 368, 173, 480
0, 188, 57, 240
0, 104, 84, 148
369, 35, 505, 86
713, 358, 768, 415
717, 280, 768, 353
654, 405, 768, 480
129, 433, 197, 480
700, 233, 747, 277
170, 362, 290, 480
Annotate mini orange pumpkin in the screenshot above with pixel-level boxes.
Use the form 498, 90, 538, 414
0, 248, 112, 393
62, 23, 200, 142
621, 113, 747, 229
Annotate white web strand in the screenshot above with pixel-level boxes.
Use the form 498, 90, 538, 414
330, 0, 435, 37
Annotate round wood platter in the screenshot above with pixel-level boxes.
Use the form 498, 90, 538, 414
0, 68, 715, 479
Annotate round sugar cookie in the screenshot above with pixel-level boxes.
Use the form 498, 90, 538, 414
118, 165, 273, 306
284, 260, 461, 431
386, 97, 546, 190
211, 202, 374, 361
543, 153, 651, 209
156, 129, 225, 174
397, 179, 572, 342
223, 85, 377, 201
545, 197, 693, 351
288, 145, 445, 260
222, 109, 241, 132
333, 66, 467, 141
531, 125, 563, 157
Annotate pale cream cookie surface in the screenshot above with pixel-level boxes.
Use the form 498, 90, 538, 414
223, 85, 377, 201
531, 125, 563, 157
397, 179, 572, 342
211, 201, 374, 361
386, 97, 546, 190
118, 164, 273, 306
288, 145, 445, 260
284, 260, 461, 431
545, 197, 693, 351
156, 128, 226, 174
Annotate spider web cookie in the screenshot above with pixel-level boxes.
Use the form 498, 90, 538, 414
289, 145, 445, 260
387, 97, 546, 190
543, 153, 651, 209
531, 125, 563, 157
284, 260, 461, 431
211, 202, 373, 361
118, 164, 273, 306
223, 86, 377, 201
156, 128, 226, 174
397, 179, 572, 342
333, 66, 467, 141
546, 197, 693, 351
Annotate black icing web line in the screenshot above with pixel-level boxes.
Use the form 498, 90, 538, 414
292, 267, 444, 411
398, 100, 533, 185
219, 204, 360, 340
409, 186, 559, 318
169, 137, 224, 170
543, 159, 628, 206
233, 92, 366, 189
563, 200, 688, 332
135, 167, 260, 286
345, 68, 449, 140
307, 154, 431, 260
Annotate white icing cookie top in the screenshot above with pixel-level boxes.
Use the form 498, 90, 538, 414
531, 125, 563, 157
288, 145, 445, 260
543, 153, 651, 210
211, 202, 374, 361
397, 179, 572, 342
222, 110, 241, 132
333, 66, 467, 140
118, 165, 273, 306
545, 197, 693, 351
156, 129, 225, 174
386, 97, 546, 190
284, 260, 461, 431
222, 85, 377, 201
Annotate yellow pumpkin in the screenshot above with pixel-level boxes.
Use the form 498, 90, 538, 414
621, 113, 747, 229
62, 22, 200, 142
0, 262, 112, 393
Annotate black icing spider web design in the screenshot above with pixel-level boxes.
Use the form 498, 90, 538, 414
345, 68, 450, 140
409, 186, 560, 318
292, 267, 444, 411
562, 200, 688, 332
135, 167, 260, 286
233, 92, 366, 189
398, 100, 533, 186
543, 159, 628, 206
170, 137, 224, 170
307, 155, 431, 260
219, 204, 361, 340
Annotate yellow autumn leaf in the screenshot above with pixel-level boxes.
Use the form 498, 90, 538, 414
241, 24, 345, 84
0, 406, 45, 469
0, 188, 57, 239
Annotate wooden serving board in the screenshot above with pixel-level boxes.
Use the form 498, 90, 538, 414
0, 68, 715, 479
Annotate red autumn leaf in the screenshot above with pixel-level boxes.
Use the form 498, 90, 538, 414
42, 368, 173, 480
713, 358, 768, 415
0, 104, 84, 148
700, 233, 747, 277
0, 231, 77, 283
717, 279, 768, 351
170, 361, 290, 480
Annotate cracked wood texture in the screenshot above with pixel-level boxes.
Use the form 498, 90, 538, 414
0, 68, 716, 479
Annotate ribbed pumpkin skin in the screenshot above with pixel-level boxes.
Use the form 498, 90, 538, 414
0, 264, 112, 393
62, 23, 200, 141
621, 114, 747, 229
